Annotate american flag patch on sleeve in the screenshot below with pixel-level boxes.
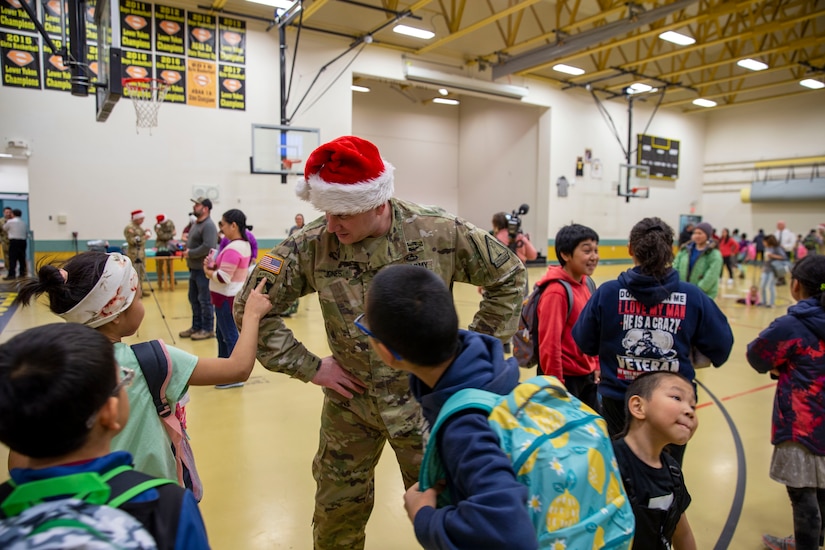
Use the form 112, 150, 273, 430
259, 254, 284, 275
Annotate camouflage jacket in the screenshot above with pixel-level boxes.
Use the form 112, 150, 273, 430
234, 199, 526, 431
0, 218, 7, 246
123, 223, 148, 249
154, 220, 176, 247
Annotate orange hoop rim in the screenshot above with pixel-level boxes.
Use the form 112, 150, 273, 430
122, 77, 169, 90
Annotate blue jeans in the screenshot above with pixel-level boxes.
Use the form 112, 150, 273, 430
214, 298, 238, 358
188, 269, 213, 332
760, 270, 776, 306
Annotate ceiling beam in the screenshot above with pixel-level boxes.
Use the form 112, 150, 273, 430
415, 0, 541, 55
492, 0, 699, 79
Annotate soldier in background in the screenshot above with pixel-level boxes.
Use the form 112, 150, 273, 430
0, 207, 12, 275
154, 214, 177, 289
234, 136, 526, 550
123, 210, 151, 286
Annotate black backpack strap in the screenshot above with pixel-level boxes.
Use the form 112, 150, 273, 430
554, 279, 575, 320
131, 340, 173, 418
106, 467, 184, 550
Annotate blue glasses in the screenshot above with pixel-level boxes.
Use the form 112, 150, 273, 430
354, 313, 402, 360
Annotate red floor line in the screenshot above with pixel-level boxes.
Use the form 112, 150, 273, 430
696, 382, 776, 409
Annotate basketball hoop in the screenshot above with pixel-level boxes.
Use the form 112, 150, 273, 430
123, 77, 170, 133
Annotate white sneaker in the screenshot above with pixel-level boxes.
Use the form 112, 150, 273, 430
215, 382, 245, 389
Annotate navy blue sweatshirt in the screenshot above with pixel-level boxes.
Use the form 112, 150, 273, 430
572, 267, 733, 400
409, 330, 537, 550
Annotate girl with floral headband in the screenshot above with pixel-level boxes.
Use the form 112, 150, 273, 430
747, 254, 825, 550
13, 252, 272, 488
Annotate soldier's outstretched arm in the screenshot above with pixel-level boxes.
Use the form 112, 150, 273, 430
233, 248, 321, 383
455, 225, 526, 341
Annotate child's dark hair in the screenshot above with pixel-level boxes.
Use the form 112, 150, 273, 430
628, 217, 675, 279
222, 209, 249, 241
618, 371, 690, 438
14, 252, 108, 313
791, 255, 825, 308
555, 224, 599, 267
492, 212, 508, 232
0, 323, 117, 458
366, 265, 459, 366
764, 234, 778, 247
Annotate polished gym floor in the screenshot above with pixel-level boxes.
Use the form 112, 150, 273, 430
0, 263, 798, 549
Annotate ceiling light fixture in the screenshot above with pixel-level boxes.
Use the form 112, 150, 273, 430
692, 98, 717, 107
799, 78, 825, 90
737, 58, 768, 71
658, 31, 695, 46
433, 98, 459, 105
438, 88, 448, 96
552, 63, 585, 76
393, 25, 434, 40
628, 82, 653, 94
351, 85, 370, 93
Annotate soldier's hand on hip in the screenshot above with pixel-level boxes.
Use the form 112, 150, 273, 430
312, 356, 367, 399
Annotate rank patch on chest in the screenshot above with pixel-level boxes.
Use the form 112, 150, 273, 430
259, 254, 284, 275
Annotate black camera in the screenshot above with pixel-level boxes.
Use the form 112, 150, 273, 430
507, 204, 530, 248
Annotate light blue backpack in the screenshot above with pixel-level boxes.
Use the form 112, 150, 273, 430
420, 375, 635, 549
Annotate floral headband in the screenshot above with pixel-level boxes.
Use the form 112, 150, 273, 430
59, 253, 138, 328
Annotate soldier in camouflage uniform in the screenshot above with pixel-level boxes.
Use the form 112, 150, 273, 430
234, 136, 526, 550
0, 207, 12, 273
154, 214, 177, 288
123, 210, 151, 285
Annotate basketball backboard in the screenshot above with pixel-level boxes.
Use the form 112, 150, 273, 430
94, 0, 122, 121
617, 164, 650, 200
250, 124, 320, 176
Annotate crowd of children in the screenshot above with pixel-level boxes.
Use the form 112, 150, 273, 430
0, 218, 823, 549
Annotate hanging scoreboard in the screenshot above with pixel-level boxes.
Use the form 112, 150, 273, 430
637, 134, 680, 180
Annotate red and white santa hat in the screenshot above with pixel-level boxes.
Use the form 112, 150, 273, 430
156, 214, 165, 223
131, 210, 145, 221
295, 136, 394, 215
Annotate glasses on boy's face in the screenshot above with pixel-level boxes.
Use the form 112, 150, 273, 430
354, 313, 402, 360
86, 365, 135, 428
112, 365, 135, 396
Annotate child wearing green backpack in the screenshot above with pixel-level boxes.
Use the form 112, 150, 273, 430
361, 264, 634, 550
0, 323, 209, 549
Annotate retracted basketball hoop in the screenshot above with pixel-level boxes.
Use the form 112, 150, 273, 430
123, 77, 170, 133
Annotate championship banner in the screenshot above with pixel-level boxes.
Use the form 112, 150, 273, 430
156, 53, 185, 103
87, 42, 98, 91
154, 3, 183, 55
0, 0, 36, 33
120, 0, 151, 51
187, 11, 215, 61
42, 36, 71, 91
121, 48, 152, 80
218, 16, 245, 64
41, 0, 68, 36
218, 63, 244, 110
1, 31, 41, 88
186, 58, 215, 108
85, 0, 97, 41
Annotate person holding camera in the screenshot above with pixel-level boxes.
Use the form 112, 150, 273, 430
492, 211, 537, 264
123, 210, 151, 286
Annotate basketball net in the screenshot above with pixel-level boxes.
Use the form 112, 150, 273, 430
123, 78, 170, 134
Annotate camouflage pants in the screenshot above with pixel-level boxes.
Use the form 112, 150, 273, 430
312, 393, 424, 550
126, 246, 146, 284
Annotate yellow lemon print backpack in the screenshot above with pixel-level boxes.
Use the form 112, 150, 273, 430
419, 375, 634, 549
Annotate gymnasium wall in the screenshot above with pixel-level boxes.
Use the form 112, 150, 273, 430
0, 17, 821, 265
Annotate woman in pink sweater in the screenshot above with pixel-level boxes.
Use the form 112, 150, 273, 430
204, 209, 253, 382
